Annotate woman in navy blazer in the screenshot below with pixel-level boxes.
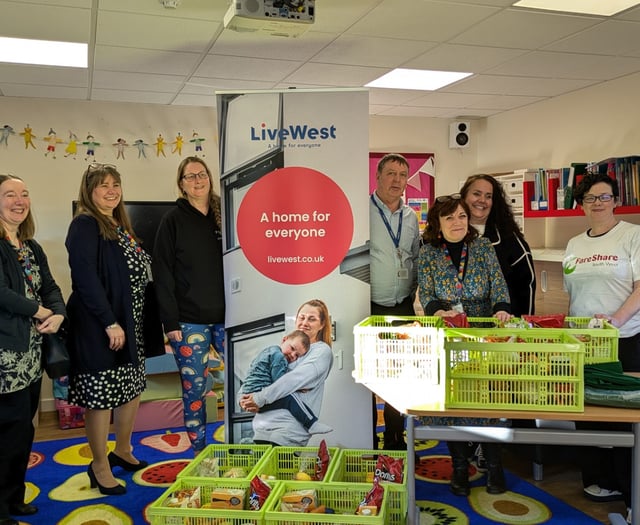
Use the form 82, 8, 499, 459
65, 164, 162, 496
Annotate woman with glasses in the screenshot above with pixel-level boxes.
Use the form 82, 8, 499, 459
564, 172, 640, 517
418, 194, 511, 497
65, 163, 162, 495
152, 156, 225, 455
1, 174, 66, 524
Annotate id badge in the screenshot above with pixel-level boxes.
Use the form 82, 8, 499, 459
452, 303, 464, 313
397, 268, 409, 280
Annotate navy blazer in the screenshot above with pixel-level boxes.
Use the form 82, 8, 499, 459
65, 214, 143, 373
0, 238, 66, 352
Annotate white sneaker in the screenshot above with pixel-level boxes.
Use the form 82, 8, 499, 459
309, 421, 333, 435
627, 507, 632, 525
583, 484, 624, 502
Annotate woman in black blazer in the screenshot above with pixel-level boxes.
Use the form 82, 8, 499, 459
0, 174, 66, 525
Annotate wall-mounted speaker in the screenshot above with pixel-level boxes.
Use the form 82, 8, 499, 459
449, 121, 470, 149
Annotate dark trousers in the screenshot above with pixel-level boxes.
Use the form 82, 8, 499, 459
0, 378, 41, 519
371, 295, 416, 448
576, 333, 640, 507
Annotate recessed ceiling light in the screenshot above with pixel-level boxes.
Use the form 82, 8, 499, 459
0, 37, 88, 68
513, 0, 640, 16
366, 68, 472, 91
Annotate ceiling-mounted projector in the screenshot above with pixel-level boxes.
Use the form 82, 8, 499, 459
224, 0, 315, 38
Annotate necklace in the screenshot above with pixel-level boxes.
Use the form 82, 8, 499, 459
117, 226, 142, 252
5, 236, 33, 285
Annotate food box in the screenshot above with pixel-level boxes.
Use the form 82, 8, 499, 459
325, 449, 407, 525
178, 444, 273, 481
353, 316, 444, 384
264, 481, 388, 525
444, 328, 585, 412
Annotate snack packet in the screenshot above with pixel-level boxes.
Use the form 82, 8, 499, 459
356, 480, 384, 516
315, 439, 331, 481
374, 454, 404, 484
522, 314, 565, 328
248, 475, 272, 511
197, 457, 220, 477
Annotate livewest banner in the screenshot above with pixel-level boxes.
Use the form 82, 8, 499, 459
217, 88, 372, 447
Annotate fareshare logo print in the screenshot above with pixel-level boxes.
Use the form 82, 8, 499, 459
563, 254, 578, 275
236, 166, 354, 285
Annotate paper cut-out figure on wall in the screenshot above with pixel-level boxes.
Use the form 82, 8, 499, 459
113, 138, 128, 160
0, 125, 15, 147
133, 139, 148, 159
154, 133, 166, 157
83, 134, 101, 161
20, 124, 37, 149
64, 132, 79, 158
44, 128, 63, 158
190, 131, 205, 156
171, 132, 184, 155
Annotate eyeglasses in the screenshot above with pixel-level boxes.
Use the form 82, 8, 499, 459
582, 194, 614, 204
182, 171, 208, 182
435, 193, 462, 203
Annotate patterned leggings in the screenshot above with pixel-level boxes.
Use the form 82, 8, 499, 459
170, 322, 225, 452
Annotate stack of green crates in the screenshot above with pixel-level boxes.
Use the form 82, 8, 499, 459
325, 449, 407, 525
444, 328, 585, 412
148, 476, 276, 525
264, 481, 388, 525
178, 443, 273, 481
254, 446, 339, 482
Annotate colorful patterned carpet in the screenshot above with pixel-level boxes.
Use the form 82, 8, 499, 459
22, 419, 603, 524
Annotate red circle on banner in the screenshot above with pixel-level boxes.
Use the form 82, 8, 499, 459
237, 166, 354, 284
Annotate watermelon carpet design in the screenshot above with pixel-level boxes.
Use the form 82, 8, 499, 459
22, 419, 603, 525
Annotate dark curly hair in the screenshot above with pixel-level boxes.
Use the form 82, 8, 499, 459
573, 172, 618, 205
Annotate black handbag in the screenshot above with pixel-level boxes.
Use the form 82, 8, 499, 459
42, 329, 70, 379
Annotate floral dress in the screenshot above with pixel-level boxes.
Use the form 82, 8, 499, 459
69, 228, 151, 409
0, 244, 42, 394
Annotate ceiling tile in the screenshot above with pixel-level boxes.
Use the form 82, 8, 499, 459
445, 74, 599, 97
451, 9, 600, 49
488, 51, 640, 80
404, 44, 527, 73
94, 45, 201, 75
310, 35, 437, 68
543, 20, 640, 55
96, 10, 221, 52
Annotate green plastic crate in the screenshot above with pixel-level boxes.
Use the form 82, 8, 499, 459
444, 328, 585, 412
148, 476, 276, 525
562, 317, 618, 364
325, 449, 407, 525
178, 444, 273, 481
254, 446, 339, 482
353, 315, 444, 384
264, 481, 388, 524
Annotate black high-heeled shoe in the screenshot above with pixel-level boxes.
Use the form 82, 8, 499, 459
108, 451, 148, 472
87, 462, 126, 495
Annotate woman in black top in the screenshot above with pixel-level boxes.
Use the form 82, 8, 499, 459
153, 157, 225, 455
0, 174, 65, 524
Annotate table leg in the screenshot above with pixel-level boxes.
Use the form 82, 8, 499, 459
632, 422, 639, 525
406, 415, 416, 525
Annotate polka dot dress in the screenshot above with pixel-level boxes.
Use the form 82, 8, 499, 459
69, 228, 151, 409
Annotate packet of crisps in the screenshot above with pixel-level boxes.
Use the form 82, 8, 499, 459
315, 439, 330, 481
248, 475, 272, 511
374, 453, 404, 484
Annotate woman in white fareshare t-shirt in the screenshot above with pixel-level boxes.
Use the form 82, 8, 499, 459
564, 172, 640, 519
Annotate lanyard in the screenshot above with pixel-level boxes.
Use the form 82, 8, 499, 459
443, 242, 467, 299
371, 194, 403, 258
